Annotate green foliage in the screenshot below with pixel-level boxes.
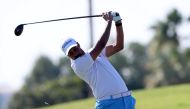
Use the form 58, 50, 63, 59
183, 48, 190, 61
167, 9, 182, 25
181, 48, 190, 82
127, 43, 147, 65
124, 43, 149, 89
145, 8, 190, 88
151, 8, 182, 46
109, 52, 128, 73
26, 56, 60, 87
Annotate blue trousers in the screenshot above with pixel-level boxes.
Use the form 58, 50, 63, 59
95, 95, 136, 109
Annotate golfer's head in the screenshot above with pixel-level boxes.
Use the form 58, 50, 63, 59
62, 38, 83, 59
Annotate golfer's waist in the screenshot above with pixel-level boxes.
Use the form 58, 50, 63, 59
97, 91, 132, 101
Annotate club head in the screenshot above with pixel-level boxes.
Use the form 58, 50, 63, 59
14, 24, 24, 36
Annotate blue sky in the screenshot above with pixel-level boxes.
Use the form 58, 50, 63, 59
0, 0, 190, 92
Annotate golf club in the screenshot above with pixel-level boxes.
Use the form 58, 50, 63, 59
14, 14, 102, 36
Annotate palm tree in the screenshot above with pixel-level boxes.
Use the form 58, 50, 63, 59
146, 9, 183, 88
151, 9, 182, 47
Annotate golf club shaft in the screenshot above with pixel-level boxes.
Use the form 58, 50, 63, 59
23, 15, 102, 25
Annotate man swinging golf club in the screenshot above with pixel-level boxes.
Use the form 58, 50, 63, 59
62, 11, 136, 109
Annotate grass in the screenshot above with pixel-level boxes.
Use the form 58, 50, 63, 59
39, 84, 190, 109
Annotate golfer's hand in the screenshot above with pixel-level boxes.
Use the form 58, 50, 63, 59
111, 12, 122, 23
102, 12, 113, 22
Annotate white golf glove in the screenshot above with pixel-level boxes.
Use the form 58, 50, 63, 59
111, 12, 122, 23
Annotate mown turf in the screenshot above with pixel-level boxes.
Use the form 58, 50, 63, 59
39, 84, 190, 109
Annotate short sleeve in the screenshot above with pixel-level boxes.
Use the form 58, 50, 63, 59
71, 53, 94, 78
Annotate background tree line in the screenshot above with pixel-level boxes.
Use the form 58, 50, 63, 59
8, 8, 190, 109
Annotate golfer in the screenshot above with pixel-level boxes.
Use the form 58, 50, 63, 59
62, 11, 136, 109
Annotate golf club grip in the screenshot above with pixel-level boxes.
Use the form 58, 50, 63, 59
24, 15, 102, 25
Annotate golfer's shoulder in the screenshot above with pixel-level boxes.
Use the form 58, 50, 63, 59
72, 53, 94, 73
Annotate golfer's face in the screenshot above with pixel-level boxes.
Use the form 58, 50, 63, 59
68, 46, 81, 59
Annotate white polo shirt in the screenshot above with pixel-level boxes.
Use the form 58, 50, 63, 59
71, 48, 128, 99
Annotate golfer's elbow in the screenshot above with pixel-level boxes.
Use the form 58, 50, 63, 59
120, 45, 124, 50
118, 44, 124, 51
113, 44, 124, 53
116, 40, 124, 50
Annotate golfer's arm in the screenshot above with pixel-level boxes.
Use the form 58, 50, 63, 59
90, 21, 112, 60
106, 22, 124, 57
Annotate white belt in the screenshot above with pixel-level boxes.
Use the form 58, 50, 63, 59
97, 91, 132, 101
